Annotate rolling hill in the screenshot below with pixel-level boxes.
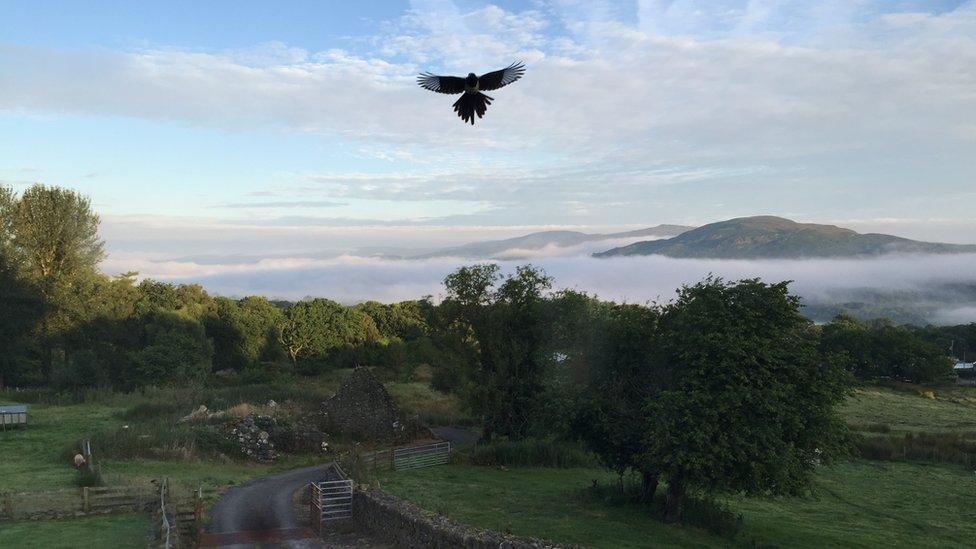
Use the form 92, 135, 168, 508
594, 216, 976, 259
415, 225, 692, 259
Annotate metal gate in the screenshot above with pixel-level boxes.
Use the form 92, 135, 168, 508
393, 441, 451, 470
311, 479, 353, 533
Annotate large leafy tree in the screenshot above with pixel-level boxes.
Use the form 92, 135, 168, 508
0, 186, 44, 387
278, 299, 379, 366
126, 311, 213, 388
645, 278, 852, 521
6, 185, 104, 382
820, 315, 953, 382
574, 303, 663, 502
441, 264, 555, 442
207, 296, 284, 370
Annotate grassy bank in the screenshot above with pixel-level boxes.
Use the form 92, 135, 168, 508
0, 513, 147, 548
379, 461, 976, 548
840, 384, 976, 434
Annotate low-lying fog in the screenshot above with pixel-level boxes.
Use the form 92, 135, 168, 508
104, 249, 976, 325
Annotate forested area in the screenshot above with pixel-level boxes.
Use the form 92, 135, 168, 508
2, 184, 971, 521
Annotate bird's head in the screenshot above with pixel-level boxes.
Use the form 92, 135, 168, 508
466, 73, 478, 86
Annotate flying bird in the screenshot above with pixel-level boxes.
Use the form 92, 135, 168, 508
417, 61, 526, 125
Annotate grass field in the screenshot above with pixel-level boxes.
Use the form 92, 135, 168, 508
0, 513, 147, 548
380, 461, 976, 548
0, 402, 123, 491
841, 385, 976, 434
377, 382, 976, 548
0, 370, 449, 492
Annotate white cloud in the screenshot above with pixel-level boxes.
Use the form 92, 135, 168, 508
2, 1, 975, 243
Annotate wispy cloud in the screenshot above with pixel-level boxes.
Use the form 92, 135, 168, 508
214, 200, 348, 209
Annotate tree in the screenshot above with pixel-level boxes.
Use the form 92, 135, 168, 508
354, 300, 427, 342
208, 296, 284, 369
278, 299, 379, 367
574, 303, 663, 502
7, 184, 105, 382
0, 186, 44, 387
126, 311, 213, 387
820, 315, 953, 383
644, 278, 852, 521
441, 264, 555, 442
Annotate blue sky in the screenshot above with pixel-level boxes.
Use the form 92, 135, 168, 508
1, 1, 975, 291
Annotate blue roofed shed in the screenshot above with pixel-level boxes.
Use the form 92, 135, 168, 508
0, 404, 28, 429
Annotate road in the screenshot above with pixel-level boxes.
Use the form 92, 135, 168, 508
202, 463, 336, 548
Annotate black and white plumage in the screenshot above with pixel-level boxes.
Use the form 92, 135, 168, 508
417, 61, 525, 125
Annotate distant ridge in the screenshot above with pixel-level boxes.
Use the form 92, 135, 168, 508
595, 216, 976, 259
416, 224, 692, 259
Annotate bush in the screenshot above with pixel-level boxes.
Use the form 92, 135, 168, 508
75, 467, 103, 487
580, 477, 743, 537
118, 401, 183, 421
465, 438, 598, 468
80, 420, 238, 461
857, 432, 976, 469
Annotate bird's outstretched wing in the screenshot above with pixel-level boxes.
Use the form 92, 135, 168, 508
478, 61, 525, 91
417, 73, 466, 94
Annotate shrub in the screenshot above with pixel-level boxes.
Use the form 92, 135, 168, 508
857, 432, 976, 469
118, 401, 183, 421
465, 438, 598, 468
580, 478, 743, 537
75, 467, 103, 487
847, 422, 892, 434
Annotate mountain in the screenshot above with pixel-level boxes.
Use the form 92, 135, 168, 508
415, 225, 692, 259
595, 216, 976, 258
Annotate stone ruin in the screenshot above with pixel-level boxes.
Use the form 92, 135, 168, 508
228, 413, 331, 463
230, 415, 279, 463
320, 367, 430, 443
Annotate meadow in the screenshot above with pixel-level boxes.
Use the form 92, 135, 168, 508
376, 382, 976, 548
0, 513, 147, 549
2, 376, 974, 547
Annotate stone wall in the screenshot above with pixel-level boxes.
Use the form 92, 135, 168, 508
353, 487, 568, 549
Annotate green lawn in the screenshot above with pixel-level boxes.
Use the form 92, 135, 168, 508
0, 513, 147, 548
380, 461, 976, 548
0, 402, 124, 491
0, 400, 325, 492
840, 385, 976, 434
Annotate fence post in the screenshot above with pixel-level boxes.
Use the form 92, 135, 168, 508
83, 487, 90, 513
309, 484, 314, 535
2, 492, 12, 519
195, 484, 204, 541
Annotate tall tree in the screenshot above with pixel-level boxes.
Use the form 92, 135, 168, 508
278, 299, 378, 367
0, 186, 43, 387
442, 264, 555, 442
574, 303, 664, 503
644, 278, 852, 522
8, 185, 104, 382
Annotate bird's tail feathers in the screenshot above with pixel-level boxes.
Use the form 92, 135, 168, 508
453, 92, 493, 125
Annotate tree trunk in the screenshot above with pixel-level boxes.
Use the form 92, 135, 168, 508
664, 474, 685, 523
640, 471, 659, 504
478, 417, 493, 444
42, 345, 53, 384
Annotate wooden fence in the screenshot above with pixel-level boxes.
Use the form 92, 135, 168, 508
0, 485, 154, 521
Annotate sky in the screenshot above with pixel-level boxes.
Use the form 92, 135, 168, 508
1, 1, 975, 304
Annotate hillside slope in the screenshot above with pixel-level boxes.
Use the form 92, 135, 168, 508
417, 224, 692, 259
595, 216, 976, 258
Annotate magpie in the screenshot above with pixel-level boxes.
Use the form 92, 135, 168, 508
417, 61, 526, 125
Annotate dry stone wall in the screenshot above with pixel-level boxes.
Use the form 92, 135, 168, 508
353, 487, 569, 549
